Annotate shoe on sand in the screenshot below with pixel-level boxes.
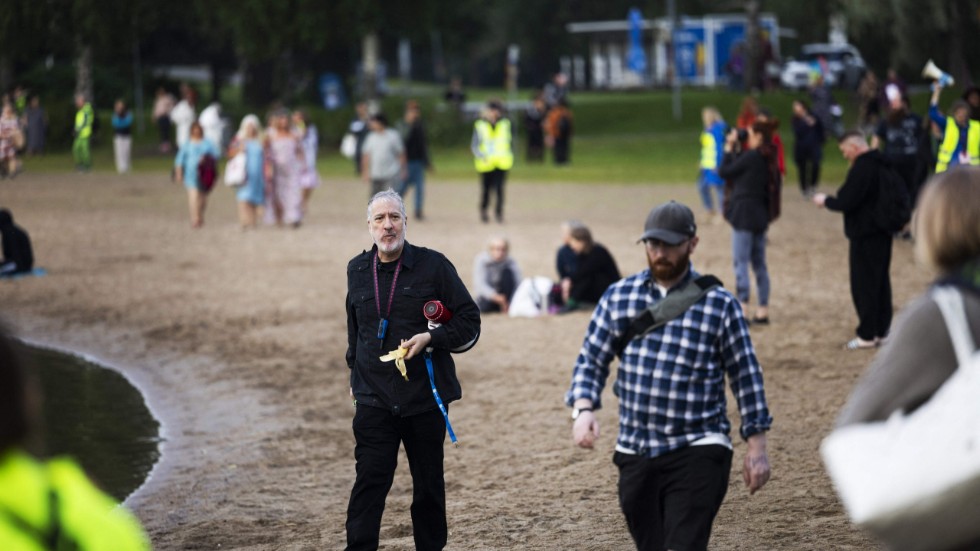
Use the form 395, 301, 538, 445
844, 337, 878, 350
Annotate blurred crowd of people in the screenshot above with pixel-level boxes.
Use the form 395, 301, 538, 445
0, 86, 47, 179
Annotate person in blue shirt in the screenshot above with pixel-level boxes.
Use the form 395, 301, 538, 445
698, 107, 727, 223
566, 201, 772, 551
174, 121, 220, 228
228, 115, 267, 230
929, 82, 980, 173
111, 99, 133, 174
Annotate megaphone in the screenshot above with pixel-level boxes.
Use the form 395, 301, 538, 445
922, 59, 955, 87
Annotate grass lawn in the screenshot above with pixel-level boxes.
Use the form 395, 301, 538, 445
20, 87, 914, 187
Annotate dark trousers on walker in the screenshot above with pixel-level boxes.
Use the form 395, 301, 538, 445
848, 233, 893, 341
346, 406, 447, 551
480, 168, 507, 221
614, 445, 732, 551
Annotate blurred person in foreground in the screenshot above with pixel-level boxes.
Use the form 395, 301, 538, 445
0, 323, 150, 550
566, 200, 772, 551
834, 168, 980, 550
345, 189, 480, 550
472, 236, 520, 314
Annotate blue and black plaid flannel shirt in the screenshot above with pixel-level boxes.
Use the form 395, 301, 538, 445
566, 266, 773, 458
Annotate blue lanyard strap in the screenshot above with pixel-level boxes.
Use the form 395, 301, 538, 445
424, 351, 458, 447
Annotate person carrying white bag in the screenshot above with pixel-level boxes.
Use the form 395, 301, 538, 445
822, 167, 980, 551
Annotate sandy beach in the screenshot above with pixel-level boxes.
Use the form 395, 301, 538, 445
0, 169, 931, 550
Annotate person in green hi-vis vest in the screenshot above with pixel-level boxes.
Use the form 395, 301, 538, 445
72, 94, 94, 172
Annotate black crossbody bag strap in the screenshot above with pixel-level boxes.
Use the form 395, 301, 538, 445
614, 275, 723, 358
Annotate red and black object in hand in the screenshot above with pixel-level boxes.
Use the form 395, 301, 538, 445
424, 300, 452, 325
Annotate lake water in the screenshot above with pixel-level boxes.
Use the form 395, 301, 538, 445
30, 345, 162, 502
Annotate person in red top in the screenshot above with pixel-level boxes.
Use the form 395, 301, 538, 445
736, 96, 759, 130
756, 108, 785, 177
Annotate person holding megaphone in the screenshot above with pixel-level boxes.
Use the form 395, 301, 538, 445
927, 60, 980, 173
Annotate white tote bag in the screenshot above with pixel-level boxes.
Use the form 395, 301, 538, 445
340, 133, 357, 159
223, 152, 247, 187
820, 286, 980, 551
508, 276, 554, 318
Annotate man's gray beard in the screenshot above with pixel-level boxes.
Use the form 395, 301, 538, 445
375, 229, 407, 255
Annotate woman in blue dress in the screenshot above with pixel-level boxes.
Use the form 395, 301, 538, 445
174, 121, 220, 228
228, 115, 268, 229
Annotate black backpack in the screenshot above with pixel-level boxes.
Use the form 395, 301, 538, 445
873, 160, 912, 234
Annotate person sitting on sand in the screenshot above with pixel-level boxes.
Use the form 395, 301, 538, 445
0, 209, 33, 277
472, 236, 521, 314
560, 224, 621, 312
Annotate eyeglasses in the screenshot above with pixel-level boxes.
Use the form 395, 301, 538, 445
643, 238, 688, 252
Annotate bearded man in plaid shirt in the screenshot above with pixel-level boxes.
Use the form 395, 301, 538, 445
566, 201, 773, 551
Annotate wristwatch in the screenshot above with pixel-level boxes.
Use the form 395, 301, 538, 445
572, 407, 593, 420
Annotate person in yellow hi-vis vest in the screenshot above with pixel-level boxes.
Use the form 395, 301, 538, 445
0, 325, 150, 550
72, 94, 95, 172
471, 101, 513, 223
928, 82, 980, 173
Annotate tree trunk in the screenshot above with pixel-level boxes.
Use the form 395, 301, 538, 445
209, 60, 223, 105
362, 32, 379, 102
744, 0, 761, 93
75, 41, 94, 102
243, 58, 276, 106
0, 55, 11, 95
947, 0, 969, 84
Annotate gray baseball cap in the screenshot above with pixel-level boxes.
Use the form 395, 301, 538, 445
638, 201, 697, 245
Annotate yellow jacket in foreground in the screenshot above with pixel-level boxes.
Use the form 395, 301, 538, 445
0, 449, 150, 550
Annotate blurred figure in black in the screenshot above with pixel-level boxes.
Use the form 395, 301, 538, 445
443, 76, 466, 112
524, 96, 546, 162
0, 209, 33, 277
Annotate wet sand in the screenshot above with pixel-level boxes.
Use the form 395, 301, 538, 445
0, 170, 931, 549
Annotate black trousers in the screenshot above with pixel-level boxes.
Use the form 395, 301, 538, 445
849, 233, 893, 341
480, 168, 507, 221
614, 445, 732, 551
346, 406, 447, 551
794, 149, 821, 194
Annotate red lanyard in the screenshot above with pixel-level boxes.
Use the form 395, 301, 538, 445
373, 254, 403, 342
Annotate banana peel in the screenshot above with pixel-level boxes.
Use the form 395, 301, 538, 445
380, 347, 409, 381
